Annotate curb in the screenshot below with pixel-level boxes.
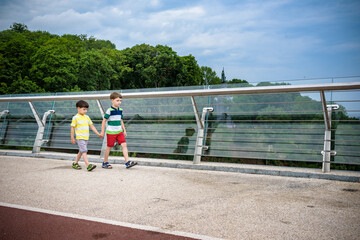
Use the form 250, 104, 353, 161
1, 151, 359, 183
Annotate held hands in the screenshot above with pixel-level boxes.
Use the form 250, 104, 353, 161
99, 132, 104, 139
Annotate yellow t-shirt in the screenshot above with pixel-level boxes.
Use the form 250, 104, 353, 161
71, 114, 93, 140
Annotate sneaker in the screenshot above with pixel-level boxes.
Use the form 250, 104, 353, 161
87, 164, 96, 171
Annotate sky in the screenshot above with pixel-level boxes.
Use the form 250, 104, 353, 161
0, 0, 359, 83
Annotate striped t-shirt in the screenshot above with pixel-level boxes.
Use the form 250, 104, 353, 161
104, 106, 123, 135
71, 114, 93, 140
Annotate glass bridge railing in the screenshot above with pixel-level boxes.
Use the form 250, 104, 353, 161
0, 77, 359, 173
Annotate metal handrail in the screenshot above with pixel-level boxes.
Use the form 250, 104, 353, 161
1, 81, 360, 102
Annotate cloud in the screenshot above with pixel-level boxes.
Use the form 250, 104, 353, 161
29, 9, 102, 34
0, 0, 359, 81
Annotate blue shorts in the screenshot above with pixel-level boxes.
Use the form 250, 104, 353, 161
77, 139, 88, 153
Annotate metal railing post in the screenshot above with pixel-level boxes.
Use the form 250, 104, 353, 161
0, 110, 9, 118
29, 102, 55, 153
191, 96, 203, 130
97, 100, 107, 158
320, 91, 338, 173
0, 110, 9, 142
192, 100, 213, 164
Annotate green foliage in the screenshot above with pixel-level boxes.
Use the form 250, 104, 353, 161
10, 23, 28, 33
69, 85, 82, 92
83, 36, 116, 50
78, 50, 113, 91
0, 24, 218, 94
201, 66, 221, 85
29, 37, 78, 92
120, 44, 158, 89
0, 82, 7, 95
117, 44, 204, 89
228, 78, 248, 84
9, 75, 45, 94
179, 55, 202, 86
0, 30, 34, 86
104, 48, 133, 90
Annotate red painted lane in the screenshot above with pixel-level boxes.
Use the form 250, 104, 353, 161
0, 206, 198, 240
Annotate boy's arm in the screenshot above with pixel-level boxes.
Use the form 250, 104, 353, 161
121, 119, 127, 137
71, 127, 76, 144
100, 118, 107, 138
90, 124, 101, 138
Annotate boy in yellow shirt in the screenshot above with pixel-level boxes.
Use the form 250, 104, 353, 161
71, 100, 102, 171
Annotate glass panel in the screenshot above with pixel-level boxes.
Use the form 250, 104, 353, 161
331, 89, 360, 165
0, 101, 36, 148
105, 97, 197, 156
193, 92, 325, 162
43, 100, 103, 151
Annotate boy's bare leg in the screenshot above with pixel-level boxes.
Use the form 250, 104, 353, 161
82, 152, 90, 166
103, 146, 112, 163
102, 146, 113, 168
121, 143, 137, 168
74, 152, 82, 164
121, 143, 130, 162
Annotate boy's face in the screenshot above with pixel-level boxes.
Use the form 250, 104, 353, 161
77, 107, 88, 115
111, 97, 122, 108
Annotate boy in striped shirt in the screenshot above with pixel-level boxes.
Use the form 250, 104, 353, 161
100, 92, 137, 169
71, 100, 102, 171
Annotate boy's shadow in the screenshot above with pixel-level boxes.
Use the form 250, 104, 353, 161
173, 127, 195, 154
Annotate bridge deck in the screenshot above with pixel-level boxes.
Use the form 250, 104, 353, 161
0, 153, 359, 239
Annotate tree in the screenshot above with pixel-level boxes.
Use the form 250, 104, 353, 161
25, 30, 56, 47
221, 68, 226, 83
179, 55, 202, 86
201, 66, 221, 85
0, 25, 217, 94
0, 82, 8, 95
84, 36, 116, 50
120, 44, 156, 89
0, 30, 34, 87
78, 50, 114, 91
10, 23, 28, 33
118, 44, 203, 89
29, 37, 78, 92
103, 48, 133, 90
228, 78, 248, 84
151, 45, 183, 88
8, 76, 45, 94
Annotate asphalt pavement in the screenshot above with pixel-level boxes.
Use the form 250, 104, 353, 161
0, 154, 359, 239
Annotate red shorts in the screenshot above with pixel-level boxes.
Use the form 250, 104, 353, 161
107, 132, 126, 147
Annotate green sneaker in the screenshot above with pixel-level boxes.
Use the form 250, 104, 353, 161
72, 162, 81, 170
87, 164, 96, 171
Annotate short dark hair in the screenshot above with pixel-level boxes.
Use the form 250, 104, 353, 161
185, 127, 195, 136
76, 100, 89, 108
110, 92, 122, 100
